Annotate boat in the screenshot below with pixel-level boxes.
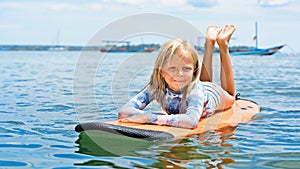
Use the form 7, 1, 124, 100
228, 44, 285, 56
229, 22, 285, 56
197, 22, 285, 56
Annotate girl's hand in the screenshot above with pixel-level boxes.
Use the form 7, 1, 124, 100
118, 114, 150, 124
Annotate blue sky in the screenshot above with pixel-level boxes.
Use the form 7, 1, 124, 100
0, 0, 299, 52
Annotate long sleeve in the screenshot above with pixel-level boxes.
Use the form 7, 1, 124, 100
148, 82, 207, 129
118, 87, 152, 118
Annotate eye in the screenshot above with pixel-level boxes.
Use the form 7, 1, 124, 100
182, 67, 192, 72
167, 67, 177, 72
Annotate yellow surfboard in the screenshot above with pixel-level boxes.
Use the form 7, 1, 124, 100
75, 99, 260, 141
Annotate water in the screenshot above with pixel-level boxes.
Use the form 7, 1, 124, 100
0, 51, 299, 168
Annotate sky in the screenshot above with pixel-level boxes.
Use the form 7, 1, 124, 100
0, 0, 299, 52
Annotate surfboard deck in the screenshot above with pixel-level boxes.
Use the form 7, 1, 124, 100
75, 99, 260, 141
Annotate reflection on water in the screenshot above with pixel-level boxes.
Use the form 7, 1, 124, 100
75, 126, 239, 168
75, 131, 156, 157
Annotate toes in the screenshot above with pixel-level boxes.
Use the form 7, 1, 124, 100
213, 26, 222, 34
206, 26, 223, 39
224, 24, 236, 33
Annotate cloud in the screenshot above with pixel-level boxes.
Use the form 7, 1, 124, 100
109, 0, 189, 9
116, 0, 147, 6
0, 24, 22, 30
258, 0, 291, 7
0, 0, 218, 15
187, 0, 217, 8
47, 3, 82, 11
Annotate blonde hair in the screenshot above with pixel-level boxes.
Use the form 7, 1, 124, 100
147, 38, 200, 113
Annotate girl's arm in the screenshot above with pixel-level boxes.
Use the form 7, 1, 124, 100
148, 83, 207, 129
118, 86, 160, 119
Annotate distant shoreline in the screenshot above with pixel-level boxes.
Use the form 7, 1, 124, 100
0, 45, 102, 51
0, 44, 161, 51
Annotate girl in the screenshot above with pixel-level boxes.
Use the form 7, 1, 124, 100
118, 24, 236, 129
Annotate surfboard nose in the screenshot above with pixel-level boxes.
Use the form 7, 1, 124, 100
75, 122, 175, 141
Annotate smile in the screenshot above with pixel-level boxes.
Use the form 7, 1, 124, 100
174, 79, 186, 82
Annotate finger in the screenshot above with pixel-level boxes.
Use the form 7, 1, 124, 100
119, 118, 129, 122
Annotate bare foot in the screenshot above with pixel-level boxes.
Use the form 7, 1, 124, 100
217, 24, 236, 46
206, 26, 222, 42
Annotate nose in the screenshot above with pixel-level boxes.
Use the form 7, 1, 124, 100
176, 69, 184, 76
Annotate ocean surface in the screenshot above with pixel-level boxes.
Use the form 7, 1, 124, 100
0, 51, 299, 168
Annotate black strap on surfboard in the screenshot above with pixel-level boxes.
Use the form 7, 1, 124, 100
75, 122, 175, 141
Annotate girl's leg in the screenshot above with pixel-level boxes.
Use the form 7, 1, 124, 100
216, 24, 236, 110
200, 26, 222, 82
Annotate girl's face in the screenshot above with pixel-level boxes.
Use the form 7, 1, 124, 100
162, 54, 194, 91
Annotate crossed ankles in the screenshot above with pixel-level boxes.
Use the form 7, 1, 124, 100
216, 24, 236, 46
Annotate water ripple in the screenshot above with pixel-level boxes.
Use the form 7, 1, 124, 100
0, 160, 29, 167
0, 143, 43, 149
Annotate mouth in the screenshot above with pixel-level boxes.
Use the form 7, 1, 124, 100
173, 79, 186, 83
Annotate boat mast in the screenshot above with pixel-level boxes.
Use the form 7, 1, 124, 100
56, 29, 60, 46
255, 21, 258, 49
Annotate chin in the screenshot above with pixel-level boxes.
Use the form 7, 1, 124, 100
172, 86, 185, 91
